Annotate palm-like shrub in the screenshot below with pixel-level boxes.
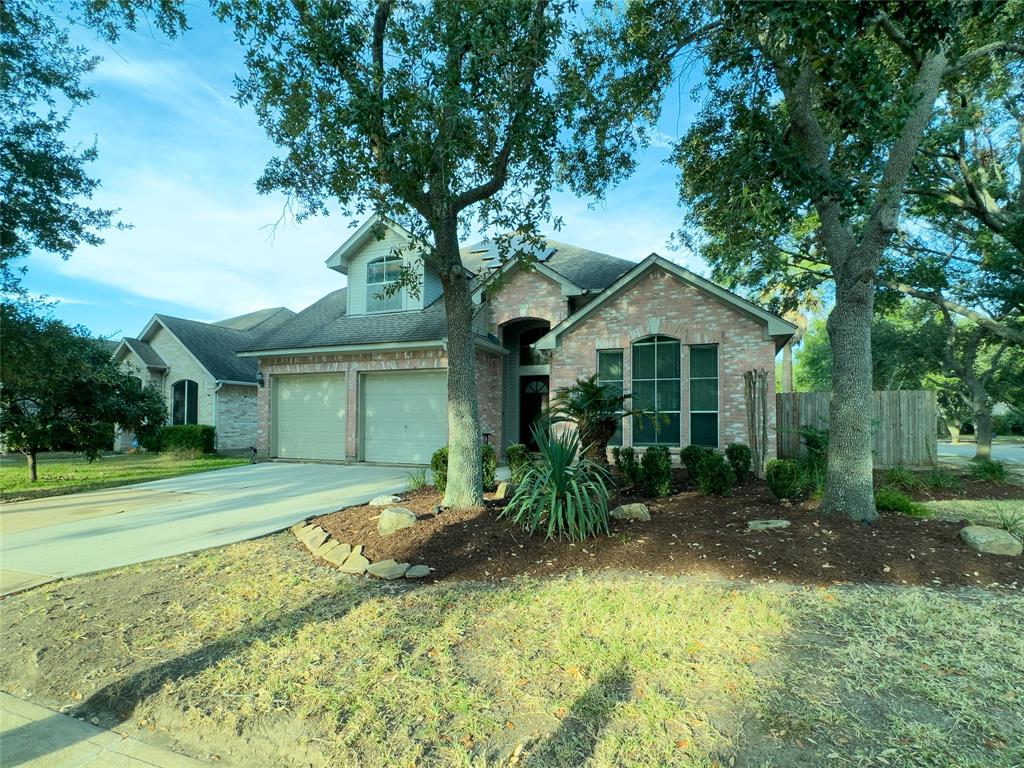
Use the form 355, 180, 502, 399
501, 425, 611, 541
546, 374, 634, 467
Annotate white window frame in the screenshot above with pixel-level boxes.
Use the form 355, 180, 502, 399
171, 379, 199, 425
631, 335, 681, 446
365, 254, 404, 313
688, 345, 720, 448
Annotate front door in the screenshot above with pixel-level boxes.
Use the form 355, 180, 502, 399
519, 376, 549, 449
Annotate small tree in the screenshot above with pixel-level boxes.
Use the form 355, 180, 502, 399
545, 374, 635, 468
0, 303, 166, 480
743, 369, 770, 479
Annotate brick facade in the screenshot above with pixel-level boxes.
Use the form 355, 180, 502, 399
215, 385, 258, 452
548, 267, 778, 459
256, 347, 503, 460
485, 266, 569, 332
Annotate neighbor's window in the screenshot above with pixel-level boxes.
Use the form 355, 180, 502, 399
689, 345, 719, 447
597, 349, 624, 447
172, 379, 199, 425
631, 335, 680, 445
366, 254, 403, 312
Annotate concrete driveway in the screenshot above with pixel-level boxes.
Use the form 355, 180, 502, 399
0, 462, 411, 595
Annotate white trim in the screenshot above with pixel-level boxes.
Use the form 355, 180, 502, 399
535, 254, 797, 350
325, 215, 417, 275
239, 336, 508, 359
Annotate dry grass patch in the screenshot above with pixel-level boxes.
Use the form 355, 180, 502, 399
0, 532, 1020, 768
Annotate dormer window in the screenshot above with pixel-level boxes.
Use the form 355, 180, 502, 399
366, 254, 403, 312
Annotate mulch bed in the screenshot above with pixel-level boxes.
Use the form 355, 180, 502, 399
311, 475, 1024, 589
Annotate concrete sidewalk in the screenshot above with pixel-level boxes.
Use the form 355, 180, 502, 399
0, 692, 207, 767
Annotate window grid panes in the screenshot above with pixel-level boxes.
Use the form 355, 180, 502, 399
366, 255, 403, 312
597, 349, 624, 447
172, 379, 198, 425
631, 336, 680, 446
689, 345, 718, 447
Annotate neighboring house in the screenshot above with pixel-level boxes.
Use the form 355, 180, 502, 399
113, 307, 295, 452
239, 216, 796, 465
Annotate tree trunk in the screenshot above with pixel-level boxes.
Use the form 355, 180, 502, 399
780, 343, 794, 393
26, 451, 37, 483
820, 277, 877, 521
434, 218, 484, 509
967, 387, 994, 461
946, 421, 961, 444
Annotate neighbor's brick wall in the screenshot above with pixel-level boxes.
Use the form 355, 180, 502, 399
115, 353, 164, 452
486, 267, 569, 333
256, 347, 503, 461
147, 326, 216, 426
215, 385, 258, 452
551, 267, 779, 457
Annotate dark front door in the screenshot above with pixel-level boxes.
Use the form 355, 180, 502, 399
519, 376, 549, 449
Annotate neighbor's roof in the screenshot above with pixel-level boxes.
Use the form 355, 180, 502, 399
461, 237, 635, 292
239, 289, 452, 353
121, 338, 167, 370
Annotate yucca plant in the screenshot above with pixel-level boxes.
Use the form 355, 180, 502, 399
501, 425, 612, 541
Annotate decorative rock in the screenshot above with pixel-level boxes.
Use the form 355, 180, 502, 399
431, 505, 442, 516
339, 550, 370, 574
291, 521, 310, 534
494, 481, 515, 500
377, 507, 417, 537
404, 565, 430, 579
324, 543, 352, 566
313, 540, 340, 558
747, 519, 791, 531
960, 525, 1022, 556
366, 560, 410, 580
300, 526, 329, 550
609, 503, 650, 522
369, 494, 402, 507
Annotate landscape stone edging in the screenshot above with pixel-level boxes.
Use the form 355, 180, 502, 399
291, 516, 431, 579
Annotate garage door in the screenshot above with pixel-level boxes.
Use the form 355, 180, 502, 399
362, 371, 447, 464
273, 374, 346, 460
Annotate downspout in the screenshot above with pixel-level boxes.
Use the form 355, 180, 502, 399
213, 381, 224, 452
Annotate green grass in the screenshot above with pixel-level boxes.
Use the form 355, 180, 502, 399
0, 452, 248, 500
1, 534, 1020, 768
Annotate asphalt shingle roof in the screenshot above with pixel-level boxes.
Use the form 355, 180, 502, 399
214, 306, 295, 332
122, 338, 167, 370
460, 237, 635, 291
241, 289, 453, 352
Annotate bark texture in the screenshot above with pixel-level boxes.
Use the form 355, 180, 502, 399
26, 451, 37, 483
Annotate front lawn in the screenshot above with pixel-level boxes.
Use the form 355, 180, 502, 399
0, 452, 249, 501
0, 533, 1020, 768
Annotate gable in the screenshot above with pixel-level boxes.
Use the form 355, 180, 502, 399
485, 265, 570, 329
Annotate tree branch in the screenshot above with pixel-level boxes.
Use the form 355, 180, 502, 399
883, 279, 1024, 344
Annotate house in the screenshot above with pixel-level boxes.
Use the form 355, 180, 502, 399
113, 307, 294, 452
239, 216, 796, 464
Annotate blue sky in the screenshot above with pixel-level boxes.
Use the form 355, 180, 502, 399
28, 7, 703, 339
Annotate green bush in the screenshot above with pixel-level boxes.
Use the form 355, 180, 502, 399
993, 411, 1024, 436
923, 467, 963, 491
766, 459, 804, 501
724, 443, 751, 481
696, 451, 735, 496
406, 468, 428, 492
969, 459, 1009, 483
159, 424, 215, 454
874, 486, 927, 516
501, 425, 611, 541
882, 464, 922, 490
430, 443, 498, 495
680, 444, 713, 480
641, 445, 673, 497
506, 443, 532, 483
612, 446, 642, 486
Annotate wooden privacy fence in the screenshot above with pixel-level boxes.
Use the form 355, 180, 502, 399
776, 390, 938, 467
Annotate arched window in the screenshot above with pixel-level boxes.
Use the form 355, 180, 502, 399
366, 254, 403, 312
631, 335, 680, 446
172, 379, 199, 425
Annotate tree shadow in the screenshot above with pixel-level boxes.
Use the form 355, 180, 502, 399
524, 661, 634, 767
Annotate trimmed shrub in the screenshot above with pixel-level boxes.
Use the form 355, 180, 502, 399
641, 445, 672, 497
766, 458, 803, 501
430, 443, 499, 495
696, 451, 735, 496
612, 446, 641, 486
874, 486, 927, 516
968, 459, 1008, 484
159, 424, 215, 454
680, 444, 713, 481
501, 426, 611, 541
506, 443, 532, 483
724, 443, 751, 481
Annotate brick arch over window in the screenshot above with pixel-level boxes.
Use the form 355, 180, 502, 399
630, 335, 681, 446
171, 379, 199, 425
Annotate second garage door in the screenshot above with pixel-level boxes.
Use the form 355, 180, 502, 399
362, 371, 447, 464
273, 374, 346, 460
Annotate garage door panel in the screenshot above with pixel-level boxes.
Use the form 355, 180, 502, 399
362, 372, 447, 464
274, 374, 346, 460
